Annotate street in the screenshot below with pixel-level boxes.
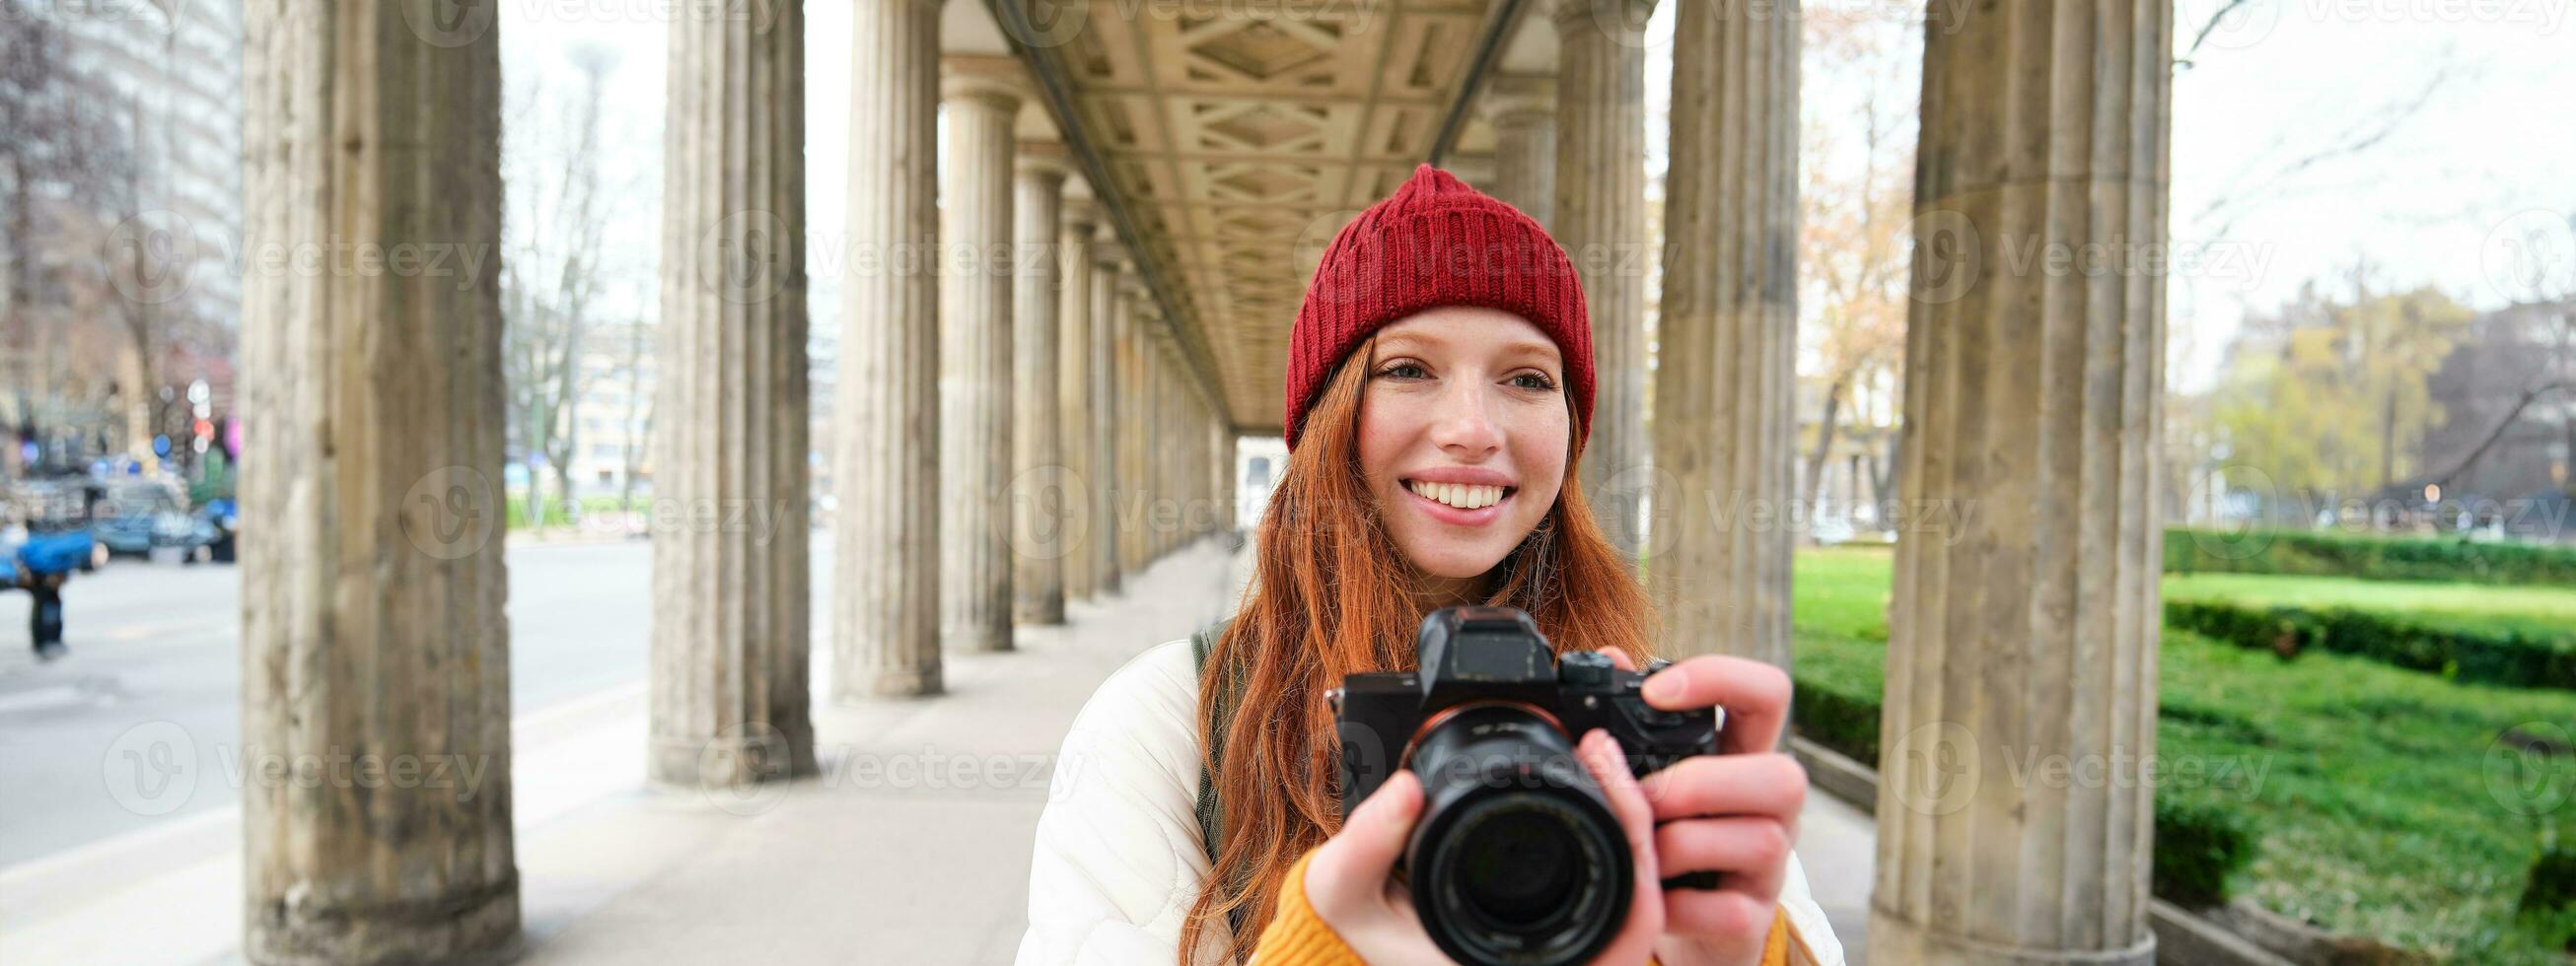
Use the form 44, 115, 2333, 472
0, 537, 657, 866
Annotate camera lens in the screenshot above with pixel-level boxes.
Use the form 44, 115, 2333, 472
1404, 703, 1630, 966
1457, 807, 1576, 923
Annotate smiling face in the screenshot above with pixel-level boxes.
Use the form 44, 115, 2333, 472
1355, 306, 1573, 586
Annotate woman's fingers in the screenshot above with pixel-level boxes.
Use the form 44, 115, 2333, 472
1639, 656, 1793, 754
1576, 729, 1660, 879
1653, 817, 1792, 900
1594, 646, 1638, 671
1663, 885, 1779, 941
1632, 752, 1808, 823
1308, 770, 1422, 918
1574, 728, 1668, 965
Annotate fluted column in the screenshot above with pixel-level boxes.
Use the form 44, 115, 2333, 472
1649, 0, 1798, 670
1055, 194, 1100, 597
937, 55, 1025, 653
1090, 245, 1127, 593
1010, 142, 1071, 625
1873, 3, 2172, 964
1213, 419, 1236, 535
1552, 0, 1654, 558
1116, 284, 1150, 576
835, 0, 947, 698
1482, 73, 1556, 226
652, 1, 817, 786
240, 2, 515, 961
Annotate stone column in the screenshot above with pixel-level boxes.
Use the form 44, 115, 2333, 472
1055, 194, 1100, 598
652, 0, 817, 786
1116, 284, 1152, 576
1649, 0, 1798, 669
1213, 419, 1236, 535
1010, 142, 1071, 625
938, 55, 1024, 653
1872, 3, 2172, 964
1482, 73, 1556, 226
239, 2, 515, 961
1551, 0, 1654, 558
1090, 249, 1127, 592
835, 0, 946, 698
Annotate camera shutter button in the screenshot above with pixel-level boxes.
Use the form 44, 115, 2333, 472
1559, 650, 1615, 687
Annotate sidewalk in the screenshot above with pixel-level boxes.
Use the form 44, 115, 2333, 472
0, 534, 1874, 964
512, 535, 1255, 965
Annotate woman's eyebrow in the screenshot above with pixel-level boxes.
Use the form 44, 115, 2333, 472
1494, 340, 1563, 365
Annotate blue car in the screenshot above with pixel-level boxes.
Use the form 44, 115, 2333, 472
90, 489, 215, 561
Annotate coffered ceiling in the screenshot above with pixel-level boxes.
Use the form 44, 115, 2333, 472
1010, 0, 1529, 432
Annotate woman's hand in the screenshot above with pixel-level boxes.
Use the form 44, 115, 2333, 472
1598, 648, 1808, 966
1302, 729, 1672, 964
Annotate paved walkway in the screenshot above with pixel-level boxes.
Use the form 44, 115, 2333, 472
1, 535, 1874, 964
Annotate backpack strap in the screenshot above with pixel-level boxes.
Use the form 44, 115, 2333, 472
1188, 617, 1246, 937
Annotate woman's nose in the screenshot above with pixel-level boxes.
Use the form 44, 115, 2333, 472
1429, 382, 1504, 455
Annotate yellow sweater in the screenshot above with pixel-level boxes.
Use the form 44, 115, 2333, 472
1252, 849, 1795, 965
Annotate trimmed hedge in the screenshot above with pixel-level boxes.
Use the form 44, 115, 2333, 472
1790, 677, 1881, 764
2154, 796, 2255, 909
2163, 597, 2576, 690
2167, 526, 2576, 586
1789, 674, 2255, 907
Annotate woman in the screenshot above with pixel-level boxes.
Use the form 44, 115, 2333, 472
1018, 166, 1840, 965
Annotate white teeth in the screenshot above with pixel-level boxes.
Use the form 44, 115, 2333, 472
1408, 480, 1507, 510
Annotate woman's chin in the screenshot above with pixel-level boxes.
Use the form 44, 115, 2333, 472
1398, 545, 1509, 583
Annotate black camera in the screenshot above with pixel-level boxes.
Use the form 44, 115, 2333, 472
1329, 606, 1721, 966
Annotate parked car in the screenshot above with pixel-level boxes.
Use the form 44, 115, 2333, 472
90, 485, 215, 561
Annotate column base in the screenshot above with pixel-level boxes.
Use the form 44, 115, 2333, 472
1014, 600, 1068, 626
944, 626, 1015, 653
648, 729, 820, 789
247, 873, 521, 966
842, 666, 944, 700
1870, 908, 2156, 966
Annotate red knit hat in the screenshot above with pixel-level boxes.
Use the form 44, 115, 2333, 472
1283, 164, 1592, 449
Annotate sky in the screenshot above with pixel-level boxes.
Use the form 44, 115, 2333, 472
500, 0, 2576, 394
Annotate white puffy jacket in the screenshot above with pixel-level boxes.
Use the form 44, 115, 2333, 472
1015, 640, 1846, 965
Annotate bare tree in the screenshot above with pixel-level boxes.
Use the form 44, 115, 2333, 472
0, 4, 135, 470
1799, 9, 1915, 522
503, 42, 622, 526
613, 314, 654, 510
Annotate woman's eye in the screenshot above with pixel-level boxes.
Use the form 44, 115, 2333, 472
1511, 372, 1559, 391
1377, 362, 1428, 380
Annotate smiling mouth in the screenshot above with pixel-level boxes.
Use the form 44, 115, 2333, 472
1402, 479, 1517, 511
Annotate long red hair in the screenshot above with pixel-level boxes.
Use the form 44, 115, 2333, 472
1180, 336, 1658, 964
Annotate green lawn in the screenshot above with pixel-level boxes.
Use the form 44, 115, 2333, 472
2165, 571, 2576, 645
1793, 545, 2576, 963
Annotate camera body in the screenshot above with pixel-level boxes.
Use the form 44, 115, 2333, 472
1329, 606, 1721, 965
